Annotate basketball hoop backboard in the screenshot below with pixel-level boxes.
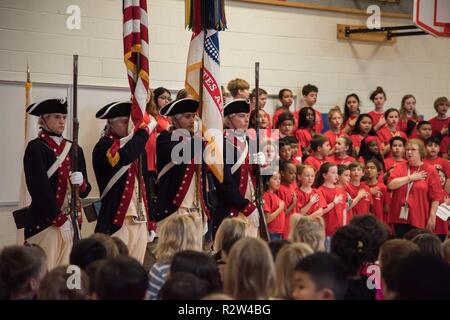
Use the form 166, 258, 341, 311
414, 0, 450, 37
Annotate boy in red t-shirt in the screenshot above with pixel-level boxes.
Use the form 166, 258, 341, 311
272, 89, 298, 129
428, 96, 450, 137
279, 137, 292, 162
345, 162, 372, 217
384, 136, 407, 171
416, 121, 433, 143
304, 135, 331, 171
365, 159, 390, 224
277, 160, 298, 239
424, 136, 450, 189
262, 171, 286, 241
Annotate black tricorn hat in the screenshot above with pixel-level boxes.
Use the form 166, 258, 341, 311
96, 101, 131, 119
223, 99, 250, 117
26, 98, 68, 116
159, 98, 199, 116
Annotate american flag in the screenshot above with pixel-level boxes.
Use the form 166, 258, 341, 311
123, 0, 149, 127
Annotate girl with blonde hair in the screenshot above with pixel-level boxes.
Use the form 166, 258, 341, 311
274, 242, 314, 299
224, 238, 275, 300
147, 214, 200, 300
289, 215, 326, 252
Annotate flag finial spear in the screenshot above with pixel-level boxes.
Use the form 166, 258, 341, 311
26, 61, 30, 83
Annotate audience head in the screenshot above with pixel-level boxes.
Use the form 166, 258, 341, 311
289, 216, 325, 252
160, 272, 209, 300
293, 252, 347, 300
95, 256, 148, 300
275, 243, 313, 299
0, 245, 47, 300
224, 238, 275, 300
38, 265, 89, 300
70, 238, 107, 270
170, 250, 222, 294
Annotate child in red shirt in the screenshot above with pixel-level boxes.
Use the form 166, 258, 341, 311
350, 113, 381, 155
368, 86, 387, 131
304, 135, 331, 171
277, 160, 298, 239
279, 137, 292, 162
324, 107, 348, 149
435, 168, 449, 240
342, 93, 361, 135
263, 171, 286, 241
398, 94, 420, 138
276, 111, 295, 139
365, 159, 390, 225
272, 88, 298, 129
314, 162, 348, 237
424, 136, 450, 186
377, 108, 407, 157
301, 84, 323, 134
416, 121, 433, 143
287, 136, 302, 164
346, 161, 372, 217
295, 164, 326, 218
295, 106, 316, 157
328, 136, 356, 165
384, 136, 407, 171
428, 96, 450, 137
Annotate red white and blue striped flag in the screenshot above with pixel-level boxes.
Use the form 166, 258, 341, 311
123, 0, 149, 127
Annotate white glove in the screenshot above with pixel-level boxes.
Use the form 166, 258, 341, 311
70, 171, 83, 186
252, 152, 266, 165
148, 230, 156, 243
247, 208, 260, 228
59, 219, 74, 242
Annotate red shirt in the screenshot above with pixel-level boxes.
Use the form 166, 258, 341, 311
342, 115, 358, 133
145, 115, 170, 172
366, 181, 390, 223
295, 187, 327, 216
398, 116, 420, 138
387, 162, 442, 228
304, 155, 327, 171
277, 183, 297, 239
272, 108, 298, 129
384, 158, 407, 171
424, 157, 450, 178
327, 155, 356, 165
377, 127, 407, 149
262, 190, 285, 235
428, 116, 450, 137
435, 188, 449, 235
324, 130, 348, 148
295, 128, 313, 149
345, 182, 372, 216
317, 185, 348, 236
368, 111, 386, 129
440, 136, 450, 157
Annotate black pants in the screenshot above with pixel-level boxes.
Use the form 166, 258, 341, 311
393, 223, 416, 239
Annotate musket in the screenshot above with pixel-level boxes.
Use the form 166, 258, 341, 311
254, 62, 270, 241
71, 54, 81, 242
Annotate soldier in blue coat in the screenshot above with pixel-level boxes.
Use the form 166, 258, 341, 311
155, 98, 212, 246
24, 98, 91, 270
212, 99, 265, 237
93, 101, 156, 263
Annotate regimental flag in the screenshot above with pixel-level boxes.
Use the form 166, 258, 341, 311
123, 0, 149, 128
185, 0, 226, 183
17, 63, 38, 244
